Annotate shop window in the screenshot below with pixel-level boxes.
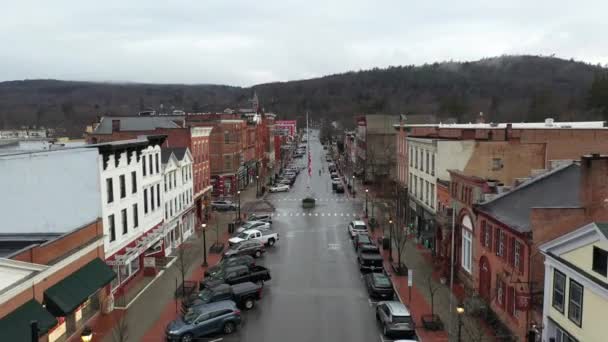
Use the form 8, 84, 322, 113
130, 257, 140, 277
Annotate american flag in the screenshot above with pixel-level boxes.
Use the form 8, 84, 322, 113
308, 149, 312, 177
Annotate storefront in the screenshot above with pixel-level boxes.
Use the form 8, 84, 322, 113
211, 174, 237, 197
107, 224, 165, 293
43, 258, 115, 341
410, 198, 437, 252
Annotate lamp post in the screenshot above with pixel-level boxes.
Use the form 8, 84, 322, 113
80, 326, 93, 342
237, 190, 241, 222
30, 321, 39, 342
201, 223, 208, 267
388, 218, 393, 262
256, 175, 260, 197
365, 189, 369, 217
352, 175, 356, 197
456, 303, 465, 342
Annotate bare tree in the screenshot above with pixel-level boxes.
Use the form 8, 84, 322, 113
391, 221, 408, 274
112, 309, 129, 342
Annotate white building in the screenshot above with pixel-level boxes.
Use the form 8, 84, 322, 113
97, 136, 166, 292
540, 222, 608, 342
161, 147, 195, 256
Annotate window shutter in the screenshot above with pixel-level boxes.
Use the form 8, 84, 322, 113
495, 227, 500, 255
518, 243, 525, 273
509, 236, 515, 264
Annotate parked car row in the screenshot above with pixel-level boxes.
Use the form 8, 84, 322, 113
167, 234, 277, 340
346, 220, 418, 340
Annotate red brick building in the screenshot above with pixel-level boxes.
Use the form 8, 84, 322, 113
446, 154, 608, 340
206, 119, 246, 197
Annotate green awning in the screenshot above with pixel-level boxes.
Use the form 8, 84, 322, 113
0, 299, 58, 341
44, 257, 116, 316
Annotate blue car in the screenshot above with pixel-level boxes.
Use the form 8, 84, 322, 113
166, 300, 241, 341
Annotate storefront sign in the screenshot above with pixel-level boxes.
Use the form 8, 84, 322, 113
144, 256, 156, 268
48, 320, 66, 342
515, 291, 531, 310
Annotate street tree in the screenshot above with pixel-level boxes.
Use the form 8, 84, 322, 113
112, 309, 129, 342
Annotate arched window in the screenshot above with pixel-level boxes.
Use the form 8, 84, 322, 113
461, 215, 473, 273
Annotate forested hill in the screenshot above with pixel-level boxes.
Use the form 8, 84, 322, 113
1, 55, 608, 136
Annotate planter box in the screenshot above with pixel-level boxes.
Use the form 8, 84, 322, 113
209, 243, 225, 254
391, 263, 408, 276
421, 314, 443, 331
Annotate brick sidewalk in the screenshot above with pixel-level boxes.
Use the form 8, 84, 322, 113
77, 185, 260, 342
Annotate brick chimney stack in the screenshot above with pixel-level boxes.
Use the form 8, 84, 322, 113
112, 119, 120, 132
580, 154, 608, 221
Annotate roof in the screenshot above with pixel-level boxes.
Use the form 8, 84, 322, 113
0, 300, 58, 340
352, 220, 366, 226
477, 163, 581, 233
0, 258, 47, 293
161, 147, 187, 164
0, 233, 62, 257
92, 116, 181, 134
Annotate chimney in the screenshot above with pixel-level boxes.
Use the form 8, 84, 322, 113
476, 112, 485, 124
112, 119, 120, 132
580, 154, 608, 221
505, 123, 513, 141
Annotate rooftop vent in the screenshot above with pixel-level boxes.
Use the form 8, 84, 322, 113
545, 118, 555, 127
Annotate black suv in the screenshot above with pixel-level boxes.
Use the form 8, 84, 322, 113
224, 240, 266, 258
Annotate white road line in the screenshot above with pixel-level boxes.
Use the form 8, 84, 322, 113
289, 213, 293, 216
334, 213, 338, 216
341, 213, 344, 216
321, 213, 325, 216
314, 213, 318, 216
308, 213, 312, 216
295, 213, 300, 216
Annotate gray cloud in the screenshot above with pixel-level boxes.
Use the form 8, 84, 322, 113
1, 0, 606, 86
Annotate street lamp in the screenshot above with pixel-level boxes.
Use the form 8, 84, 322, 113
365, 189, 369, 217
456, 303, 465, 342
256, 175, 260, 197
80, 326, 93, 342
388, 218, 393, 262
201, 223, 208, 267
237, 190, 241, 221
351, 175, 356, 197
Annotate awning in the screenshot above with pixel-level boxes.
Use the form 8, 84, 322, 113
44, 258, 116, 316
0, 299, 57, 341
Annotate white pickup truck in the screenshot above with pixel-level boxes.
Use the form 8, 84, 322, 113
228, 229, 279, 247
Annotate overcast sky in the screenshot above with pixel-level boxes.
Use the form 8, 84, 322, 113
1, 0, 606, 86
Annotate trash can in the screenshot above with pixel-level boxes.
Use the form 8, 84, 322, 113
382, 237, 391, 250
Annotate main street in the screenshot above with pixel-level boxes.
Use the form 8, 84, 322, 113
225, 131, 386, 341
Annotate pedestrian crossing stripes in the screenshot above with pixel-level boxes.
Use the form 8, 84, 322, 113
269, 197, 355, 202
269, 211, 361, 217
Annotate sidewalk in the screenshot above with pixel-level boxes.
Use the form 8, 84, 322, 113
78, 185, 260, 342
365, 186, 494, 342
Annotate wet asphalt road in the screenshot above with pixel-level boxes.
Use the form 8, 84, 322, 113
216, 131, 388, 342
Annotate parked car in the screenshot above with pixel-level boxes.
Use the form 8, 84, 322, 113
228, 229, 279, 247
365, 273, 394, 299
278, 178, 292, 186
348, 220, 368, 238
182, 282, 263, 313
358, 245, 384, 272
204, 255, 255, 277
235, 221, 271, 235
335, 183, 345, 193
223, 239, 266, 258
165, 300, 241, 341
353, 233, 374, 251
201, 265, 272, 289
376, 301, 416, 339
211, 200, 237, 211
331, 179, 340, 190
269, 184, 290, 193
247, 213, 273, 224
